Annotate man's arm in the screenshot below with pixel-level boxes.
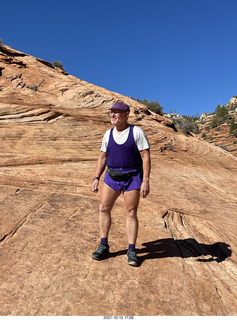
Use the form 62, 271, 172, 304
91, 151, 107, 193
140, 149, 151, 198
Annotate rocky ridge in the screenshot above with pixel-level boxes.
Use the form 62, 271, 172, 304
0, 44, 237, 316
197, 99, 237, 157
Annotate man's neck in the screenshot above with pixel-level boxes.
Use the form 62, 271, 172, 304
115, 123, 129, 133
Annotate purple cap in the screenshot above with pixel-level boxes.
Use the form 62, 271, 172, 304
109, 102, 130, 112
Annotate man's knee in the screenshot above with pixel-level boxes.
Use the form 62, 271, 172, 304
127, 208, 138, 220
99, 203, 111, 215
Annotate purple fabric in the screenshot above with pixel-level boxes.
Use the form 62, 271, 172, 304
104, 170, 143, 192
101, 238, 108, 245
106, 126, 142, 170
109, 102, 130, 112
128, 244, 135, 251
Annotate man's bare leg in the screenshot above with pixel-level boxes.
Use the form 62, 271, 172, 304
99, 183, 121, 238
123, 189, 140, 245
92, 183, 121, 260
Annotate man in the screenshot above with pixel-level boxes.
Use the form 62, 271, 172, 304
91, 101, 151, 266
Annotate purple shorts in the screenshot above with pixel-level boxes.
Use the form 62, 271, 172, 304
104, 169, 143, 192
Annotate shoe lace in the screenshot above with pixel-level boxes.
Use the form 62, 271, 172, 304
128, 250, 137, 258
97, 244, 107, 253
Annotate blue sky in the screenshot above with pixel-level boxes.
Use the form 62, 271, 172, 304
1, 0, 237, 116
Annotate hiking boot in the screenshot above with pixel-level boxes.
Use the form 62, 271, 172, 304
126, 249, 138, 266
92, 244, 109, 260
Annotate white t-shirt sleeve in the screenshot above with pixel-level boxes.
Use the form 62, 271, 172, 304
133, 126, 150, 151
100, 129, 111, 152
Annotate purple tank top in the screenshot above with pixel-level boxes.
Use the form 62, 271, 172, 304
106, 125, 142, 170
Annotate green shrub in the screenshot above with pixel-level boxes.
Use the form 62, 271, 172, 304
229, 119, 237, 135
52, 60, 64, 70
210, 105, 229, 128
134, 98, 164, 115
176, 115, 200, 134
232, 130, 237, 138
173, 117, 199, 134
210, 117, 220, 128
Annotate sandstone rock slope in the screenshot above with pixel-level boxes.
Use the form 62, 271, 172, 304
0, 45, 237, 316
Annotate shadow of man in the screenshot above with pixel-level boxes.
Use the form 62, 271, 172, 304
135, 238, 232, 266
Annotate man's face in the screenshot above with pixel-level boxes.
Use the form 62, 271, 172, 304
110, 109, 129, 125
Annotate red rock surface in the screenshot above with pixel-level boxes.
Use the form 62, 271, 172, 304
197, 114, 237, 157
0, 45, 237, 316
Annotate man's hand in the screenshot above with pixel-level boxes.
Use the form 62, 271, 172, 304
91, 179, 99, 193
140, 180, 150, 198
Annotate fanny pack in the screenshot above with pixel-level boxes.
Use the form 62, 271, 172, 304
108, 168, 140, 182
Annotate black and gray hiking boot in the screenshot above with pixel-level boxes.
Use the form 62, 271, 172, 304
126, 250, 138, 266
92, 244, 109, 260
